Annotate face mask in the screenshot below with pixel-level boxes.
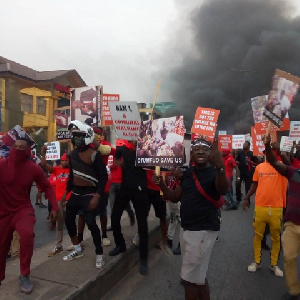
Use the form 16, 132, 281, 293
71, 135, 85, 147
9, 147, 31, 163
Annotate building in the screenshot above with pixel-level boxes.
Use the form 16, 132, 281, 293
0, 56, 86, 145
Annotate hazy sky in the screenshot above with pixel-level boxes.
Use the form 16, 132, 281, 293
1, 0, 300, 106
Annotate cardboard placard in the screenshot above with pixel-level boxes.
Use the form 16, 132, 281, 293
218, 131, 227, 136
102, 94, 120, 126
289, 121, 300, 139
254, 118, 290, 135
44, 141, 60, 161
280, 136, 300, 152
251, 127, 265, 156
232, 135, 245, 150
136, 116, 185, 167
218, 135, 232, 151
109, 101, 141, 140
191, 107, 220, 137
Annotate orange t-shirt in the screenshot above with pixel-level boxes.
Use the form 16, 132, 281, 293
252, 162, 287, 208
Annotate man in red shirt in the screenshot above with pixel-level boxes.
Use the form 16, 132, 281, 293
222, 149, 240, 210
0, 138, 58, 294
40, 147, 71, 256
290, 141, 300, 169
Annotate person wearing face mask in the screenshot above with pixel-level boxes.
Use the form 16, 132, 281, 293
62, 120, 108, 269
0, 138, 58, 294
153, 139, 228, 300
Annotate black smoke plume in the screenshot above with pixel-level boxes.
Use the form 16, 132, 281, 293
166, 0, 300, 133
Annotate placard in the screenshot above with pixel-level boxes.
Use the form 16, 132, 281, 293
280, 136, 300, 152
232, 135, 245, 150
251, 127, 264, 156
191, 107, 220, 137
44, 141, 60, 161
289, 121, 300, 139
218, 135, 232, 151
109, 101, 141, 140
102, 94, 120, 126
136, 116, 185, 167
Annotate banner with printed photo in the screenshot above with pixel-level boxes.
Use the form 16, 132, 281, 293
232, 135, 245, 150
102, 94, 120, 126
191, 107, 220, 137
44, 141, 60, 161
263, 69, 300, 127
71, 86, 102, 126
251, 127, 264, 156
109, 101, 141, 140
218, 135, 232, 151
289, 121, 300, 139
136, 116, 185, 167
55, 108, 72, 140
0, 125, 36, 158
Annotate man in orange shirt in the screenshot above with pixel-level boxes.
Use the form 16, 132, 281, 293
243, 154, 287, 277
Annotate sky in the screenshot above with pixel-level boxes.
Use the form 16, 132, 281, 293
1, 0, 300, 111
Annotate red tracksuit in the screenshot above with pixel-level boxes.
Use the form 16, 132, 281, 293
0, 148, 58, 282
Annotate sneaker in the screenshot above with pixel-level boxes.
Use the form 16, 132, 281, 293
102, 237, 111, 246
270, 265, 284, 277
173, 246, 181, 256
67, 242, 85, 251
96, 254, 105, 268
109, 246, 126, 256
63, 249, 84, 261
159, 241, 173, 257
133, 233, 140, 246
248, 262, 261, 272
48, 246, 63, 257
39, 204, 47, 208
19, 275, 33, 294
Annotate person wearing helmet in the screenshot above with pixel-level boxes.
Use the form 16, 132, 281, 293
61, 120, 108, 269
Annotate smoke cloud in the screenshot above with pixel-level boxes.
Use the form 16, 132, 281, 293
165, 0, 300, 133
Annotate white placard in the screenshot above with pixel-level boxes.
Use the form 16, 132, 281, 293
218, 131, 227, 136
232, 135, 246, 150
44, 141, 60, 161
289, 121, 300, 139
280, 136, 300, 153
108, 101, 141, 140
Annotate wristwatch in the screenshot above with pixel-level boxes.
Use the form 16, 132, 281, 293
216, 167, 225, 174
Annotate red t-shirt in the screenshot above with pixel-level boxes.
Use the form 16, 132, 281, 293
146, 169, 161, 191
223, 155, 236, 179
292, 158, 300, 169
52, 166, 71, 202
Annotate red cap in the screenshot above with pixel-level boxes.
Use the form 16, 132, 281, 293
61, 153, 69, 161
223, 149, 230, 155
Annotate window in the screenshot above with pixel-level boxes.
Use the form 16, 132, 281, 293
37, 97, 47, 116
21, 93, 33, 113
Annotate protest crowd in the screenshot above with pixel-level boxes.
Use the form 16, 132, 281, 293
0, 70, 300, 300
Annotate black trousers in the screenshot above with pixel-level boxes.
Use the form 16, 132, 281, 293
111, 185, 149, 261
65, 193, 103, 255
235, 173, 252, 202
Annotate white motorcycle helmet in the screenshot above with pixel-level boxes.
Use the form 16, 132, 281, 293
68, 120, 95, 146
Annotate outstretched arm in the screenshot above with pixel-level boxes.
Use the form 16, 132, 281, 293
264, 134, 287, 177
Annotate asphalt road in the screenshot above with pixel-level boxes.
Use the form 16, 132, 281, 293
103, 198, 300, 300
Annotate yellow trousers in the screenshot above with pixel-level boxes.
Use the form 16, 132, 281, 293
282, 221, 300, 296
253, 206, 282, 266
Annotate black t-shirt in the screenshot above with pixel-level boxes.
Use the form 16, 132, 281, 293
180, 165, 220, 231
115, 145, 147, 189
236, 150, 254, 176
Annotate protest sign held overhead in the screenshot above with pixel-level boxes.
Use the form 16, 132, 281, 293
191, 107, 220, 137
263, 69, 300, 127
232, 135, 245, 150
44, 141, 60, 161
251, 127, 264, 156
109, 101, 141, 140
55, 108, 72, 140
251, 94, 290, 134
136, 116, 185, 167
0, 125, 36, 158
71, 86, 102, 126
218, 135, 232, 151
289, 121, 300, 139
102, 94, 120, 126
280, 136, 300, 153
